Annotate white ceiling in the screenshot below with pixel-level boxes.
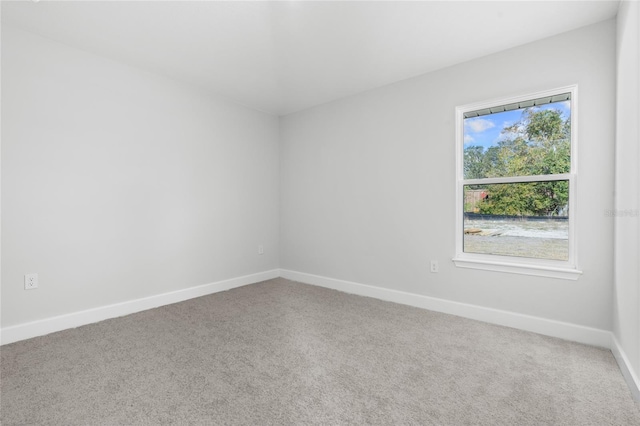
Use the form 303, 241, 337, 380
2, 0, 620, 116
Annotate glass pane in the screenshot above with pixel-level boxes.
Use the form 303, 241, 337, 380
463, 181, 569, 261
463, 100, 571, 179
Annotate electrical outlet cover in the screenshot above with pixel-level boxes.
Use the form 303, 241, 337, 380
25, 273, 38, 290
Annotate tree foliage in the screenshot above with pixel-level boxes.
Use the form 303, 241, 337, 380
464, 108, 570, 217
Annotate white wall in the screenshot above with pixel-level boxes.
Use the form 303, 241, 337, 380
613, 0, 640, 387
280, 20, 616, 331
1, 26, 280, 327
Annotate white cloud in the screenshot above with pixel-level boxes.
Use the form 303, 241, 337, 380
465, 118, 495, 133
464, 135, 475, 144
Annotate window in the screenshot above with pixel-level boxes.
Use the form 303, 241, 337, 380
453, 86, 581, 280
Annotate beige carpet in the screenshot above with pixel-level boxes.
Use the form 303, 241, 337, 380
1, 278, 639, 425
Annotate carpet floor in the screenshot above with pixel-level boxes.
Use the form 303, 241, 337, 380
1, 278, 639, 425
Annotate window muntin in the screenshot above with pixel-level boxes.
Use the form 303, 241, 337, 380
455, 86, 578, 276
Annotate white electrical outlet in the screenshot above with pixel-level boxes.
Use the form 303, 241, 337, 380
25, 273, 38, 290
430, 260, 439, 273
258, 245, 264, 255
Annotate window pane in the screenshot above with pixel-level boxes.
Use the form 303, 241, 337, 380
463, 100, 571, 179
463, 181, 569, 261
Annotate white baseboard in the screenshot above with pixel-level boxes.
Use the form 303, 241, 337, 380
0, 269, 280, 346
279, 269, 612, 348
611, 335, 640, 402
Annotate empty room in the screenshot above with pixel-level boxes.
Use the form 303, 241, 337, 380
1, 0, 639, 424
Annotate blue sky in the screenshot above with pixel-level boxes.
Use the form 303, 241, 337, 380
464, 101, 570, 150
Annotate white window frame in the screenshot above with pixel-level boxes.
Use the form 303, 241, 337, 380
453, 85, 582, 280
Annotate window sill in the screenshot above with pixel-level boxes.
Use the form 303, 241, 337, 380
452, 257, 582, 280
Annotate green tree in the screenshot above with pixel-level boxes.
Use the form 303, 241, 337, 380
464, 107, 570, 216
463, 145, 487, 179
